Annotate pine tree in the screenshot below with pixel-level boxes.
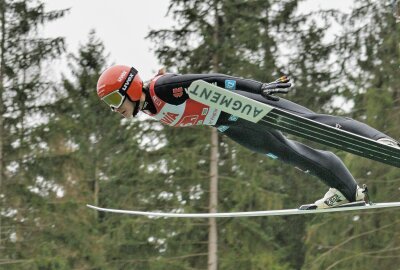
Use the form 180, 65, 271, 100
0, 0, 66, 267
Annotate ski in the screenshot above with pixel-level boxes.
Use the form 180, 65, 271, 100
187, 80, 400, 168
87, 202, 400, 218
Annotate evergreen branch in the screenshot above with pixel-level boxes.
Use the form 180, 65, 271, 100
0, 259, 33, 265
109, 252, 208, 263
325, 245, 400, 270
312, 220, 400, 265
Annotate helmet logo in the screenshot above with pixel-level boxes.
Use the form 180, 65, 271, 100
117, 71, 128, 82
121, 73, 135, 92
97, 84, 106, 96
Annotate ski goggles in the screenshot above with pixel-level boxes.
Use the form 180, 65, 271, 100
102, 90, 126, 111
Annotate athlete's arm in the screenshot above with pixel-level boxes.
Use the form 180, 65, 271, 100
153, 73, 263, 105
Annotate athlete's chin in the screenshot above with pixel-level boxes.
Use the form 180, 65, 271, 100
122, 112, 134, 119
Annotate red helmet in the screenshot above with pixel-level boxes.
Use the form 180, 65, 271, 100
97, 65, 143, 102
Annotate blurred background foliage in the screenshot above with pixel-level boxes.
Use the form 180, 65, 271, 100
1, 0, 400, 269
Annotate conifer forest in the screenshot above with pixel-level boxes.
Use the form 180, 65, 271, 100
1, 0, 400, 269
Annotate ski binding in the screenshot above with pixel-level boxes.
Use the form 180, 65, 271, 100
298, 201, 367, 210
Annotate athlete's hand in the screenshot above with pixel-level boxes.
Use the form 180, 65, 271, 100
156, 67, 166, 76
261, 76, 292, 101
143, 68, 166, 89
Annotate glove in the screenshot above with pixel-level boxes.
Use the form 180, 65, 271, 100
260, 76, 292, 101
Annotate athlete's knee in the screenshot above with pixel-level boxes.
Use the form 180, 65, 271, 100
320, 150, 336, 160
319, 150, 346, 169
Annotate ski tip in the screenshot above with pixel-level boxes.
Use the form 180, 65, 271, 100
86, 204, 97, 209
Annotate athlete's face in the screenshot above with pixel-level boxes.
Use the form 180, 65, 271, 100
113, 92, 146, 119
115, 98, 135, 119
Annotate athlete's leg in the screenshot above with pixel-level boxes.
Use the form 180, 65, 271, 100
218, 119, 358, 201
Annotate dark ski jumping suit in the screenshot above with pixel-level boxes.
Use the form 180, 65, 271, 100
141, 73, 390, 201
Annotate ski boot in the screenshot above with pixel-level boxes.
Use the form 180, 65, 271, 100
299, 184, 370, 210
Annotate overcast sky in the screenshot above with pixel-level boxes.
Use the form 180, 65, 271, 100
43, 0, 354, 80
44, 0, 174, 79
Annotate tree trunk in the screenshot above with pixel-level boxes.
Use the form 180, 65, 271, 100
208, 128, 218, 270
0, 0, 6, 251
208, 1, 219, 269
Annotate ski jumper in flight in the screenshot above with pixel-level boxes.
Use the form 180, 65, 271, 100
96, 65, 400, 209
